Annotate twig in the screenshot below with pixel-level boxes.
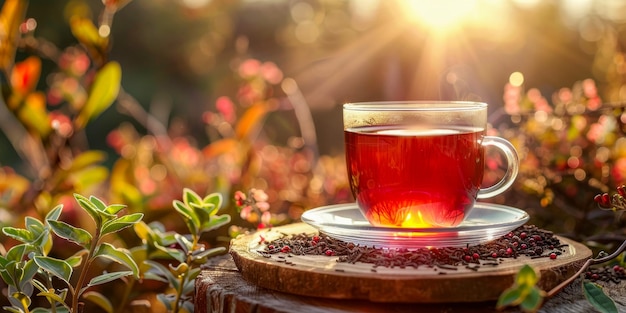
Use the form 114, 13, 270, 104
546, 239, 626, 298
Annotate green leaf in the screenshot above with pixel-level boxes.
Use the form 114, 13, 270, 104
182, 188, 202, 208
520, 287, 544, 312
33, 256, 72, 285
20, 260, 38, 287
66, 251, 86, 268
74, 193, 102, 227
10, 291, 31, 309
104, 204, 126, 215
583, 281, 618, 313
82, 291, 114, 313
516, 264, 539, 288
191, 247, 226, 263
24, 217, 44, 235
2, 227, 34, 243
154, 241, 186, 263
101, 213, 143, 236
496, 286, 524, 309
75, 61, 121, 129
37, 289, 66, 305
200, 214, 231, 233
175, 233, 193, 254
90, 195, 107, 211
86, 271, 132, 288
203, 193, 223, 213
95, 243, 139, 278
45, 205, 63, 221
6, 244, 35, 262
144, 260, 179, 289
173, 200, 199, 234
47, 220, 92, 248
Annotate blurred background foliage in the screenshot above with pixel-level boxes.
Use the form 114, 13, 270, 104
3, 0, 626, 310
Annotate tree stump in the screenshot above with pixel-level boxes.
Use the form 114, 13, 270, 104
194, 223, 626, 312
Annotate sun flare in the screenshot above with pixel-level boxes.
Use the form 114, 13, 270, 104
400, 0, 477, 31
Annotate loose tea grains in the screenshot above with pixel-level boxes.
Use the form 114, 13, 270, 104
259, 225, 568, 271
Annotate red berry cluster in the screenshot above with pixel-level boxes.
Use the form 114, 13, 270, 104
594, 184, 626, 210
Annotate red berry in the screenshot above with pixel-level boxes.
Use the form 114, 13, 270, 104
613, 265, 623, 273
506, 248, 513, 255
268, 245, 275, 250
325, 249, 334, 256
464, 255, 472, 262
491, 252, 498, 258
520, 232, 527, 239
281, 246, 291, 253
591, 273, 599, 280
472, 253, 480, 260
521, 244, 528, 250
549, 253, 557, 259
312, 235, 320, 242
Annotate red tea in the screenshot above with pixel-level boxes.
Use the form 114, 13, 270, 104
345, 126, 485, 228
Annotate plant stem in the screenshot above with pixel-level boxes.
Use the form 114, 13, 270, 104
172, 273, 186, 313
546, 239, 626, 298
71, 230, 101, 312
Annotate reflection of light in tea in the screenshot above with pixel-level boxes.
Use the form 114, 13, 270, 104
402, 211, 432, 228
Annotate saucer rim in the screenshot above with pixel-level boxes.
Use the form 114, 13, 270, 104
300, 202, 530, 233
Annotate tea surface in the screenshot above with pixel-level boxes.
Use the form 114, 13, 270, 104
345, 126, 485, 227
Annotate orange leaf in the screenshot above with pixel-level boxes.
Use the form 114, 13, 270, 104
202, 138, 239, 158
235, 102, 269, 140
0, 0, 27, 77
11, 56, 41, 97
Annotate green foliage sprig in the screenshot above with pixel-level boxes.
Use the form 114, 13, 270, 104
134, 188, 231, 313
0, 193, 142, 313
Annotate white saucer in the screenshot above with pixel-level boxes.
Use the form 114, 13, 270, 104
300, 202, 529, 248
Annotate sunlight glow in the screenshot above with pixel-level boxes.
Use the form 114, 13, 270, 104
401, 0, 477, 31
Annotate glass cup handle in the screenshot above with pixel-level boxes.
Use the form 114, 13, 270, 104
477, 136, 520, 199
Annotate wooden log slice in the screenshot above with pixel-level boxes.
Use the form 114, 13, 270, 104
229, 223, 592, 303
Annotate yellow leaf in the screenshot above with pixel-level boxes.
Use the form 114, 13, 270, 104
18, 92, 51, 137
75, 61, 121, 129
69, 151, 107, 172
70, 16, 108, 64
71, 166, 109, 191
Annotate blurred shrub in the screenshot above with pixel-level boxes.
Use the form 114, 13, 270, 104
490, 78, 626, 244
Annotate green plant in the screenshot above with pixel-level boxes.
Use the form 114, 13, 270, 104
0, 188, 231, 313
0, 193, 142, 313
132, 188, 230, 313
